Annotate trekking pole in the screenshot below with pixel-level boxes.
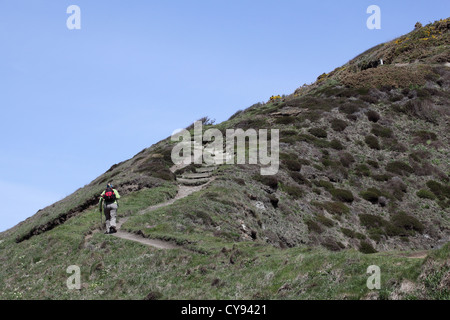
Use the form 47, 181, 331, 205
100, 199, 104, 231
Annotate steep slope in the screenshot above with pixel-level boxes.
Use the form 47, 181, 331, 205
0, 18, 448, 300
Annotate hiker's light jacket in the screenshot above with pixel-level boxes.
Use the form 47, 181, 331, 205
98, 189, 121, 211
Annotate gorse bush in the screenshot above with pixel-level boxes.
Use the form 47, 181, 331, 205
270, 95, 282, 101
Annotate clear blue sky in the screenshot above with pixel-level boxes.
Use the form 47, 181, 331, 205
0, 0, 448, 232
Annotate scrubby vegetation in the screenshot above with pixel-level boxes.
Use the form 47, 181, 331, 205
1, 18, 449, 300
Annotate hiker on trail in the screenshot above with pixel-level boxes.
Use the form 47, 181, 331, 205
99, 183, 121, 234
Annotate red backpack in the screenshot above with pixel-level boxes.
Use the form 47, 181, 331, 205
102, 187, 116, 203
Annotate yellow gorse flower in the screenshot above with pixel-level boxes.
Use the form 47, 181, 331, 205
270, 95, 282, 101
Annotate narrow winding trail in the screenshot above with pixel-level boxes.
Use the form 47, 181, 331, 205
111, 142, 229, 249
112, 183, 212, 249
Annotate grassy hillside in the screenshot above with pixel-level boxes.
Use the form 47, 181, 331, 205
0, 18, 449, 300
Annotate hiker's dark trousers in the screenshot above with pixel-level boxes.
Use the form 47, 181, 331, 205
104, 203, 118, 231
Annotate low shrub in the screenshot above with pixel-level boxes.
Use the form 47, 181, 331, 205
385, 177, 408, 201
231, 178, 245, 186
366, 160, 379, 168
389, 94, 403, 102
359, 241, 377, 254
331, 188, 354, 203
339, 152, 355, 167
321, 158, 341, 168
267, 194, 279, 208
386, 161, 414, 176
317, 214, 334, 227
306, 220, 323, 234
426, 180, 450, 200
360, 94, 378, 104
316, 180, 334, 191
365, 135, 381, 150
371, 124, 393, 138
394, 99, 438, 124
308, 127, 328, 138
274, 116, 297, 125
390, 212, 425, 233
330, 139, 344, 150
355, 164, 371, 177
341, 227, 356, 238
330, 118, 348, 132
289, 171, 310, 186
341, 228, 366, 239
359, 214, 387, 229
413, 130, 437, 144
298, 158, 311, 166
317, 201, 350, 215
360, 188, 383, 204
368, 228, 384, 242
321, 237, 345, 251
235, 118, 268, 130
281, 184, 304, 198
254, 175, 279, 190
384, 138, 408, 152
281, 129, 298, 137
339, 102, 361, 114
409, 151, 430, 164
385, 223, 406, 237
137, 158, 176, 181
298, 110, 324, 123
373, 173, 392, 181
279, 152, 297, 161
283, 159, 302, 172
367, 110, 381, 122
416, 189, 436, 200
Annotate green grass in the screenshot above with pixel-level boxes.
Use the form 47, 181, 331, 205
1, 176, 444, 300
